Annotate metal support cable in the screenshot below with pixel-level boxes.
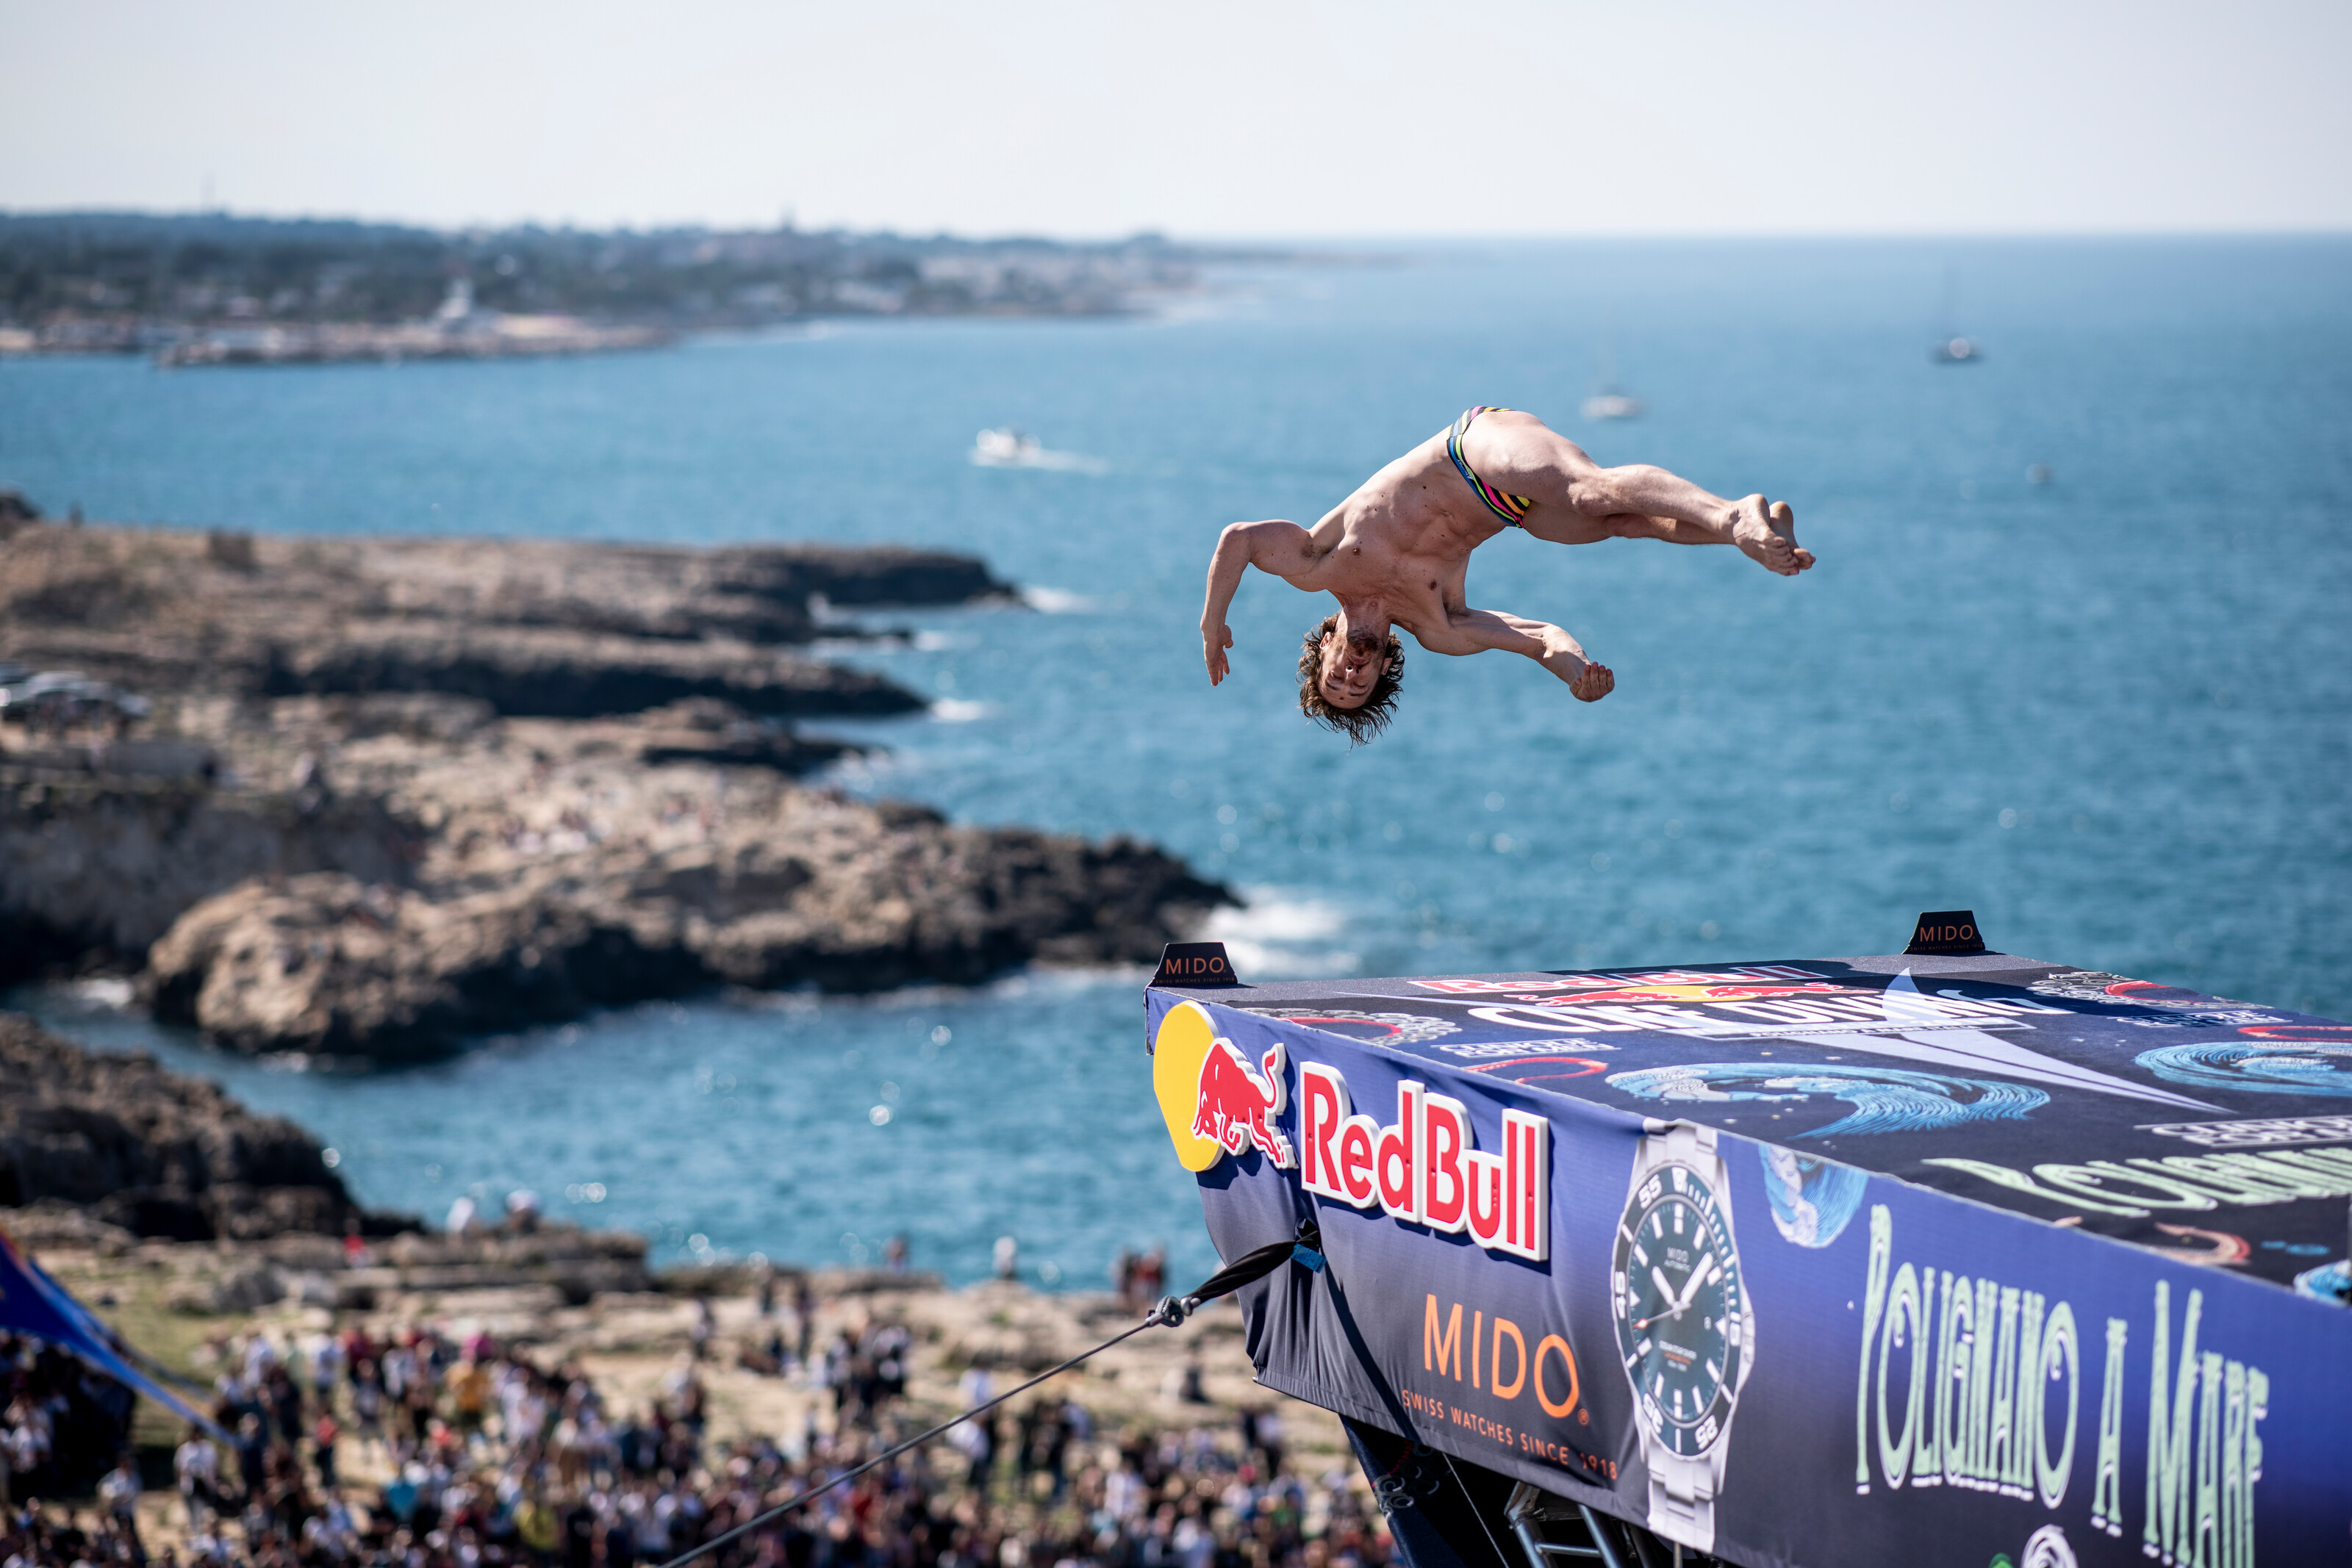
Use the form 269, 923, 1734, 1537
653, 1236, 1308, 1568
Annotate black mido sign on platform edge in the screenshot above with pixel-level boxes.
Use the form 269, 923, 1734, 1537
1905, 908, 1987, 956
1152, 941, 1241, 988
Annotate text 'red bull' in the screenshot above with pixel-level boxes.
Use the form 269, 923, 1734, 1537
1192, 1038, 1295, 1167
1298, 1064, 1549, 1262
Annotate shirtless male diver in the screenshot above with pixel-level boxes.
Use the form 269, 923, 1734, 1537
1199, 406, 1811, 741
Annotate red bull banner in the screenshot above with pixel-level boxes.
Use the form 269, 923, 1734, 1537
1147, 952, 2352, 1568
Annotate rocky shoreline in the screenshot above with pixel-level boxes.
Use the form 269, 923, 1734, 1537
0, 1010, 388, 1243
1, 522, 1232, 1057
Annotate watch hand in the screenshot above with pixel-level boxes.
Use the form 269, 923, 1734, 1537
1649, 1267, 1681, 1320
1670, 1254, 1713, 1317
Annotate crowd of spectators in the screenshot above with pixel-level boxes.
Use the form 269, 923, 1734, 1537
0, 1303, 1394, 1568
1, 1334, 139, 1506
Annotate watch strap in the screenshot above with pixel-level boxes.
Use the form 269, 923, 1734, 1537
1646, 1447, 1718, 1554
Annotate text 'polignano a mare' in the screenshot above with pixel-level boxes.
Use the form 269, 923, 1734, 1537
1854, 1206, 2267, 1567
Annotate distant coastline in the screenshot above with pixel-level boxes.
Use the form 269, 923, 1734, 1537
0, 211, 1297, 364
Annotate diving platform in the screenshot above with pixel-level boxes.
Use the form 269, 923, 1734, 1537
1145, 919, 2351, 1568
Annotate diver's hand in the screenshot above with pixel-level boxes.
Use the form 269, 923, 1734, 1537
1203, 622, 1233, 686
1571, 662, 1615, 702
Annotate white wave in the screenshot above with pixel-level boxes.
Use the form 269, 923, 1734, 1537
930, 699, 993, 723
1204, 889, 1358, 980
60, 977, 135, 1011
977, 450, 1109, 475
1021, 586, 1094, 614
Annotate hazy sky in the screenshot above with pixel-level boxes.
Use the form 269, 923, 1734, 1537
4, 0, 2346, 237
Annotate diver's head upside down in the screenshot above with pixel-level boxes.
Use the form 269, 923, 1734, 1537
1297, 614, 1405, 744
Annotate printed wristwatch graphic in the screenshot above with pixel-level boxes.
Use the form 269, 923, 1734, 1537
1612, 1120, 1754, 1556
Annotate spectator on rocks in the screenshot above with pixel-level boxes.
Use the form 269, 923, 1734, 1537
1112, 1251, 1138, 1313
310, 1414, 338, 1490
230, 1416, 265, 1504
1133, 1248, 1166, 1306
172, 1428, 218, 1526
95, 1452, 140, 1559
792, 1278, 816, 1368
691, 1299, 717, 1364
346, 1363, 383, 1453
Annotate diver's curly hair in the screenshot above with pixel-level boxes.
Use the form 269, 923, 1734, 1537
1297, 614, 1405, 744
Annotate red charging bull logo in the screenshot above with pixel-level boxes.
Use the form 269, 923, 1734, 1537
1153, 1001, 1296, 1174
1192, 1037, 1294, 1167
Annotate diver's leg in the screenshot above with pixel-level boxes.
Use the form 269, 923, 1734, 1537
1586, 501, 1804, 558
1467, 412, 1812, 573
1563, 464, 1807, 574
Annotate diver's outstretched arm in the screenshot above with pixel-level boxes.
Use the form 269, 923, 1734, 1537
1200, 520, 1316, 685
1416, 608, 1614, 702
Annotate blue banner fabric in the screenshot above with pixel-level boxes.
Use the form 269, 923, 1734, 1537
0, 1227, 224, 1438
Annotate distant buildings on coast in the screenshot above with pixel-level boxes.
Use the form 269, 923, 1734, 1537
152, 279, 674, 366
0, 212, 1246, 365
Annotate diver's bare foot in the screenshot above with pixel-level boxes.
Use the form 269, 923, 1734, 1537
1770, 500, 1813, 572
1730, 495, 1813, 575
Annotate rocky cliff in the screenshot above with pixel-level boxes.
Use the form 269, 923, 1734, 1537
0, 523, 1232, 1056
0, 1010, 390, 1240
0, 524, 1010, 713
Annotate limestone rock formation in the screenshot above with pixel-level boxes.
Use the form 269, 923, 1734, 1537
0, 773, 414, 979
0, 1011, 390, 1240
141, 791, 1227, 1058
0, 524, 1000, 714
0, 522, 1233, 1056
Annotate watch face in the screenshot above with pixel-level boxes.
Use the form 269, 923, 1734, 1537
1612, 1157, 1748, 1458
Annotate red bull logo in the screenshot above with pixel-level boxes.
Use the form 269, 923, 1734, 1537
1153, 1001, 1296, 1173
1191, 1038, 1294, 1166
1299, 1064, 1549, 1262
1153, 1002, 1550, 1261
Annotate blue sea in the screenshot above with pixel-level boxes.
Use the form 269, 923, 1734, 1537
6, 237, 2350, 1289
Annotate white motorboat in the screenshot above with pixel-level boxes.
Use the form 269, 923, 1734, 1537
1581, 325, 1645, 420
972, 428, 1043, 466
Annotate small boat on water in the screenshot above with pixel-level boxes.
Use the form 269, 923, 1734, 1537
969, 428, 1108, 473
1580, 392, 1645, 420
1929, 267, 1984, 363
1580, 325, 1644, 420
972, 428, 1043, 465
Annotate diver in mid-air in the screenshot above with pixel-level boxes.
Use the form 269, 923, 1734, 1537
1199, 406, 1810, 741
